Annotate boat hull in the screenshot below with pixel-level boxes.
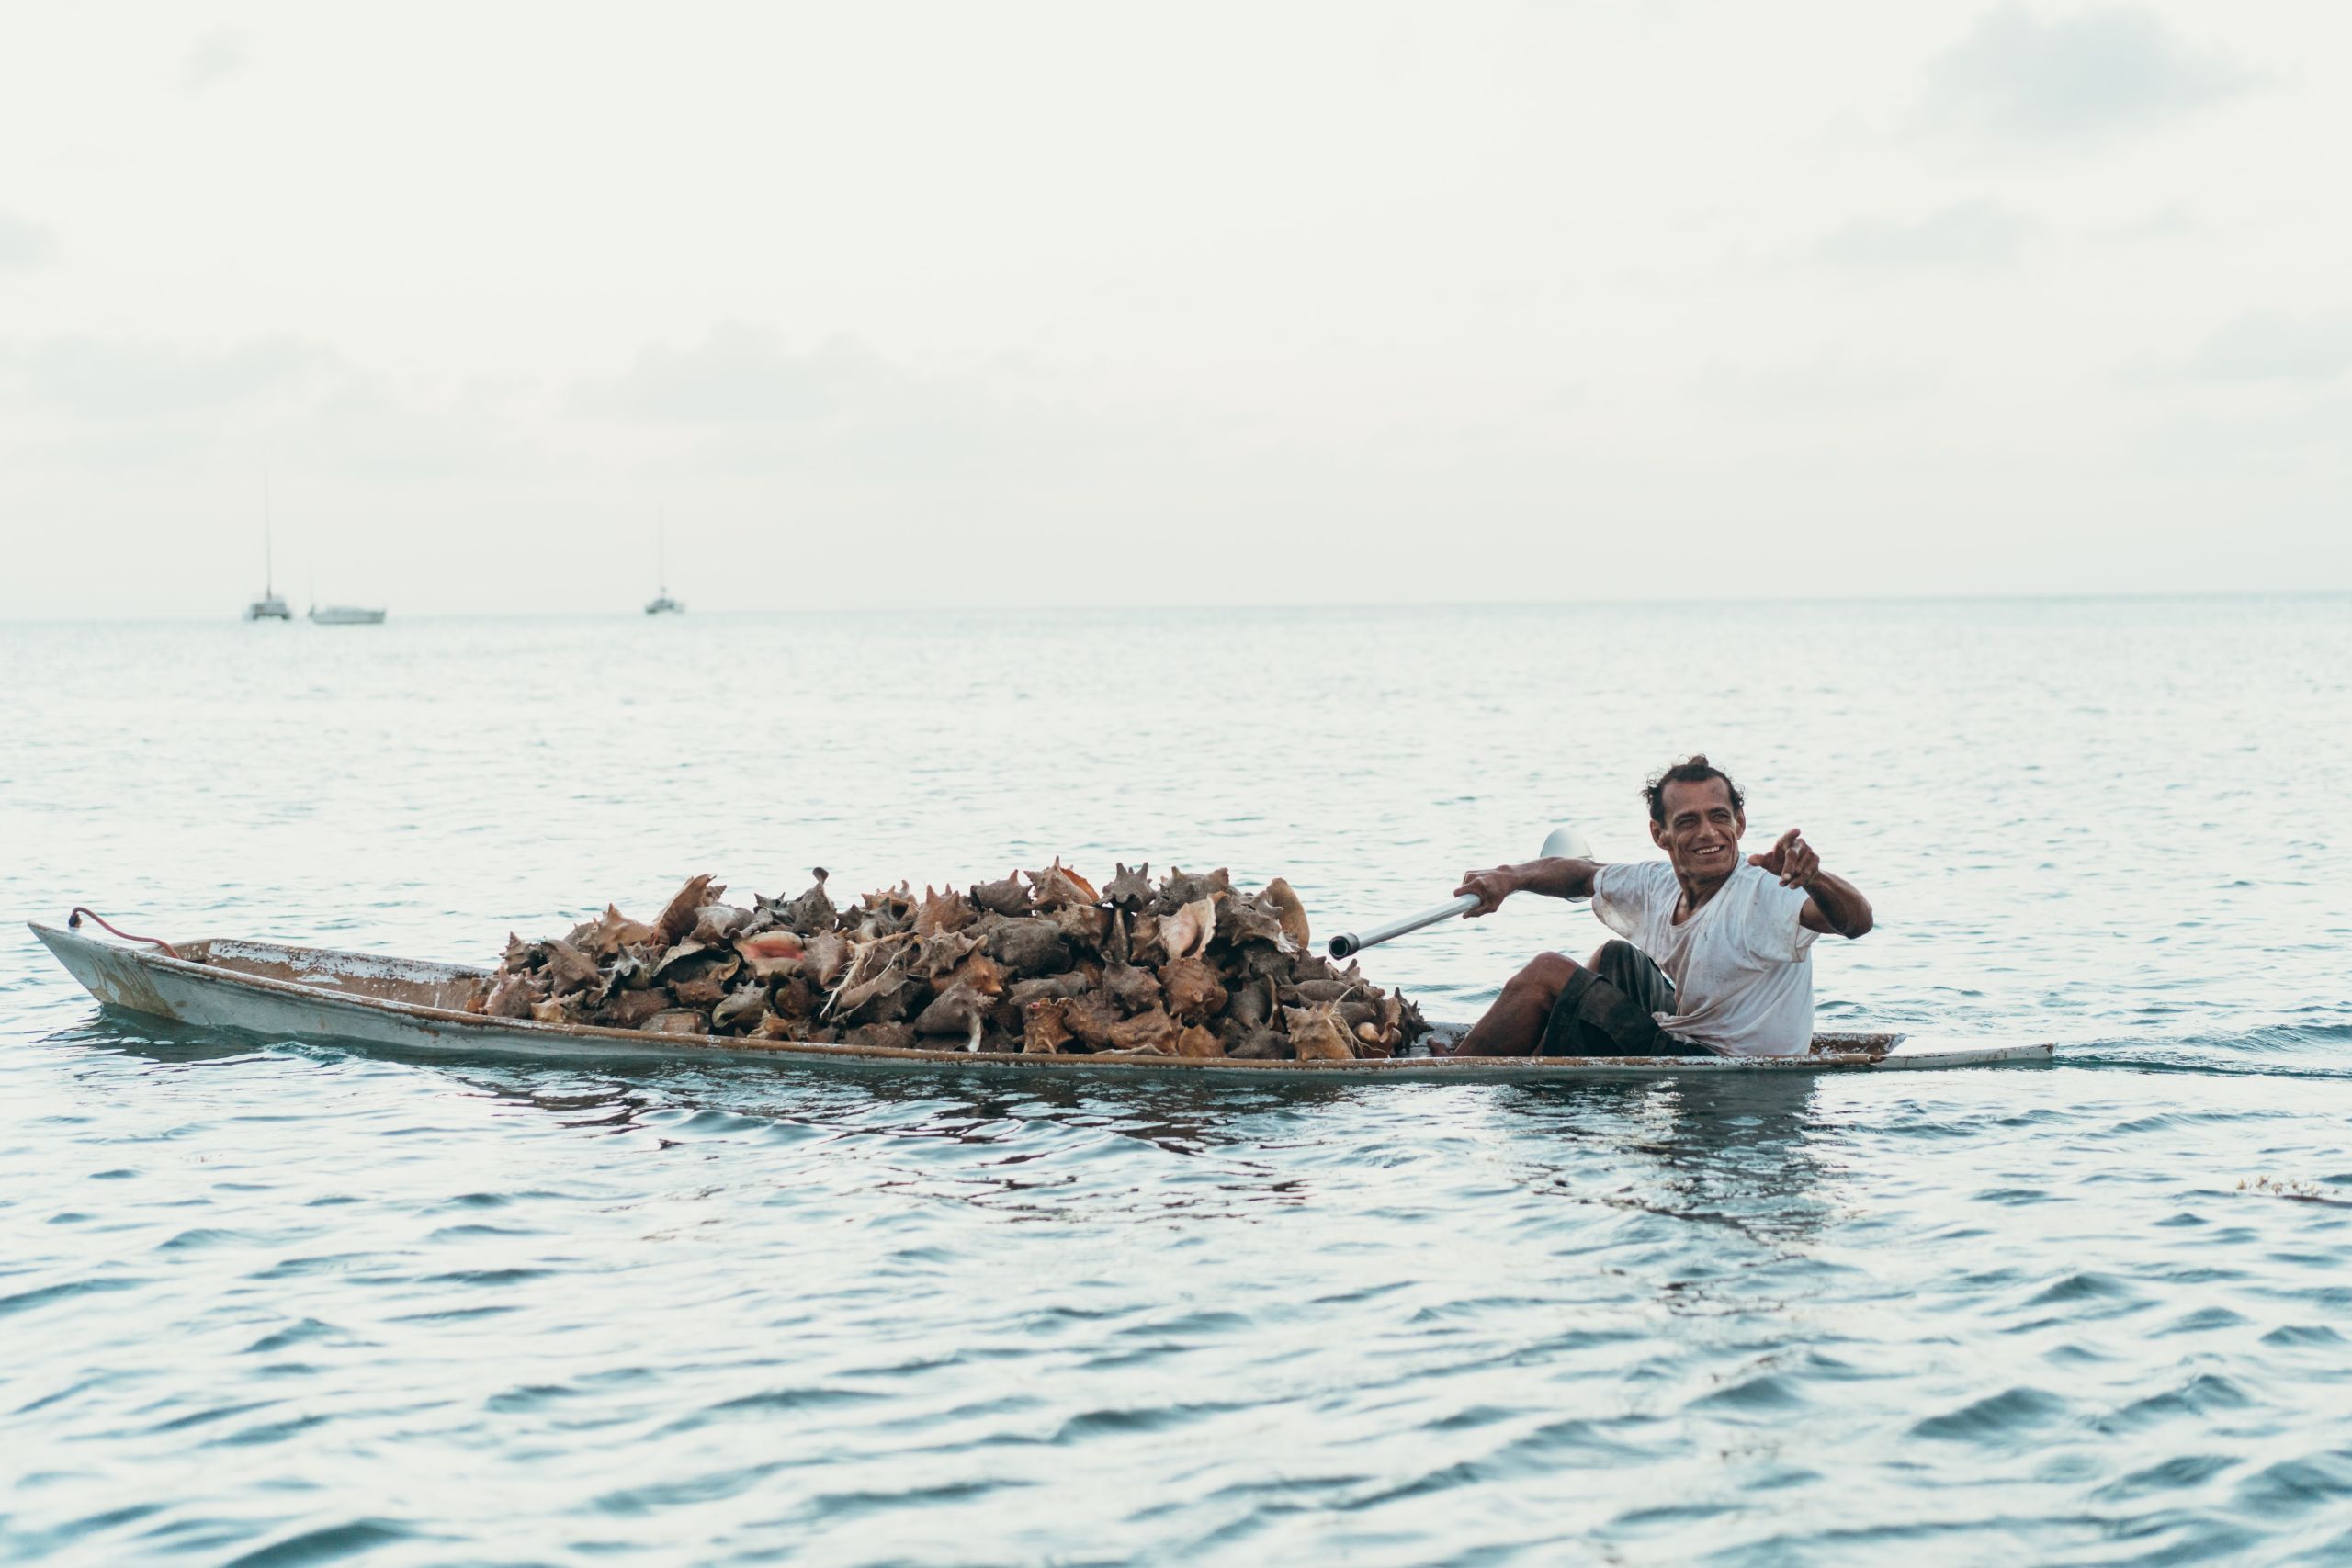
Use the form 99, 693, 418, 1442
27, 922, 2054, 1081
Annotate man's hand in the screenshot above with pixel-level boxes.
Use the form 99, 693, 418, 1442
1752, 829, 1875, 937
1453, 866, 1520, 918
1748, 827, 1821, 888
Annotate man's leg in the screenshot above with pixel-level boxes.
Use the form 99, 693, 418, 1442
1541, 940, 1680, 1056
1588, 940, 1677, 1017
1454, 953, 1579, 1056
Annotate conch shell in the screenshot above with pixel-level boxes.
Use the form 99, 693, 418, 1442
653, 874, 721, 945
915, 885, 977, 937
970, 871, 1031, 917
1261, 878, 1310, 953
1174, 1024, 1224, 1059
1159, 897, 1217, 962
542, 939, 603, 997
1107, 1007, 1177, 1053
1159, 955, 1227, 1021
1283, 1002, 1353, 1061
735, 930, 806, 980
1025, 859, 1099, 908
1102, 863, 1153, 908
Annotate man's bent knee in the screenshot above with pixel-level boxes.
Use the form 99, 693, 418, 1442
1513, 952, 1581, 999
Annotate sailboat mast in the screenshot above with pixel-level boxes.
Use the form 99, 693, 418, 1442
264, 474, 276, 595
658, 512, 667, 595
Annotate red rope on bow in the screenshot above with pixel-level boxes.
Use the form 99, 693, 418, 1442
66, 908, 182, 961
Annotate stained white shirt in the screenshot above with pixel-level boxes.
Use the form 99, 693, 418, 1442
1590, 860, 1819, 1057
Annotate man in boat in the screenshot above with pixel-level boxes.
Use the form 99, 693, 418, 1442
1448, 756, 1874, 1058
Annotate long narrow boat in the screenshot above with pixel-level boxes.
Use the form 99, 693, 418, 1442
28, 921, 2053, 1081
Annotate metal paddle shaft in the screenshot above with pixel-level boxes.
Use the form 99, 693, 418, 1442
1327, 895, 1480, 959
1327, 825, 1595, 960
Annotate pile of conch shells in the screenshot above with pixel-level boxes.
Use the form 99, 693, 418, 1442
472, 863, 1429, 1060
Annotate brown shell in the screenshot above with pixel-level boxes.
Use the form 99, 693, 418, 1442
529, 995, 579, 1025
689, 904, 754, 946
910, 929, 979, 981
1157, 866, 1232, 909
1227, 976, 1273, 1031
1102, 863, 1154, 908
641, 1009, 709, 1036
1229, 1027, 1289, 1060
779, 870, 836, 931
1159, 955, 1228, 1022
914, 984, 990, 1046
571, 904, 659, 957
1024, 998, 1076, 1054
970, 871, 1032, 917
915, 885, 978, 937
1006, 971, 1095, 1009
482, 973, 536, 1019
772, 976, 819, 1020
543, 939, 603, 997
1060, 993, 1120, 1048
976, 914, 1070, 977
712, 987, 769, 1032
1159, 897, 1217, 963
1102, 963, 1163, 1014
1283, 1002, 1354, 1061
803, 930, 852, 987
594, 988, 671, 1029
1107, 1007, 1177, 1053
671, 975, 729, 1008
842, 1021, 917, 1052
944, 952, 1006, 998
654, 874, 722, 946
1261, 878, 1311, 953
1025, 859, 1100, 908
1216, 895, 1291, 951
735, 930, 807, 980
1174, 1024, 1225, 1059
1050, 903, 1112, 950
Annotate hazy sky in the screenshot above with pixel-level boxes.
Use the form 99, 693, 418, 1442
1, 1, 2346, 615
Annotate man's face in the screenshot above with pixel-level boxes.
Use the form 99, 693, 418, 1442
1650, 777, 1746, 885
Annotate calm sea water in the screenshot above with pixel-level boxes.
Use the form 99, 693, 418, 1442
4, 598, 2350, 1565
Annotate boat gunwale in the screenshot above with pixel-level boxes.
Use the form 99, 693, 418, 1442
27, 922, 2052, 1077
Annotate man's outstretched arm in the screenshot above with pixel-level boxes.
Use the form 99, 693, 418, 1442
1750, 829, 1873, 938
1454, 857, 1601, 917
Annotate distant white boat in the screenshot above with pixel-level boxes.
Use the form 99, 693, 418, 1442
309, 605, 387, 626
245, 479, 291, 621
645, 514, 684, 615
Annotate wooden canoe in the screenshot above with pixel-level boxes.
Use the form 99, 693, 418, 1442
28, 921, 2054, 1081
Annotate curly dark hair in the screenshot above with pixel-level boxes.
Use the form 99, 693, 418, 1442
1643, 754, 1744, 825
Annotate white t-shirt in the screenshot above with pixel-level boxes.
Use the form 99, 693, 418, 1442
1589, 860, 1819, 1057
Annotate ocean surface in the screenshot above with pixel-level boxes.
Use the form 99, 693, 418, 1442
4, 597, 2349, 1566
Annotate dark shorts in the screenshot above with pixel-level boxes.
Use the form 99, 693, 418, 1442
1540, 941, 1700, 1057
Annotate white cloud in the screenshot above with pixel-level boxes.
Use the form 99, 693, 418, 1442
0, 211, 57, 269
1921, 4, 2258, 145
182, 29, 250, 94
0, 333, 330, 421
573, 322, 876, 425
1815, 199, 2039, 272
2181, 311, 2352, 384
1698, 352, 1943, 412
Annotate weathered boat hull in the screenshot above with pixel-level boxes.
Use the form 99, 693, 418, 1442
28, 922, 2054, 1081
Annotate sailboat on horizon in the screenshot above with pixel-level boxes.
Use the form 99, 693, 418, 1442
645, 516, 684, 615
244, 479, 291, 621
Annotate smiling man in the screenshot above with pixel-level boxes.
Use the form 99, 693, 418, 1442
1448, 756, 1873, 1058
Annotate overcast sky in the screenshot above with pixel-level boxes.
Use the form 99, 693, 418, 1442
1, 1, 2346, 616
